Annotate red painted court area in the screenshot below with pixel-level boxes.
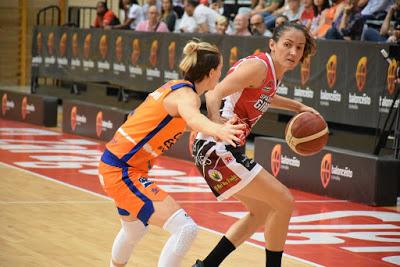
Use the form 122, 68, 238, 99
0, 118, 399, 267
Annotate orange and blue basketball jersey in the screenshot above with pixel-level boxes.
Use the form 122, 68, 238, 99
98, 80, 195, 224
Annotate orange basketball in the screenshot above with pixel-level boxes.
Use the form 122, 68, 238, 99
285, 112, 329, 156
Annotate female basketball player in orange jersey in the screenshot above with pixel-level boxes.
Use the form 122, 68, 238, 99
192, 23, 319, 267
98, 41, 245, 267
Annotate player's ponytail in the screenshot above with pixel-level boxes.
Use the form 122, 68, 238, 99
179, 40, 221, 83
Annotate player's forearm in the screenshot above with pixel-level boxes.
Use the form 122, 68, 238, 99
185, 112, 221, 137
270, 95, 304, 112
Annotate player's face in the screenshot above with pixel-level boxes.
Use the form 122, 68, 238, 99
271, 29, 305, 70
208, 58, 223, 90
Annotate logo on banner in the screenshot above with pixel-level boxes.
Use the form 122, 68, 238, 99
99, 35, 108, 61
301, 56, 311, 86
320, 153, 332, 188
96, 111, 103, 137
59, 33, 67, 58
72, 33, 79, 58
83, 33, 92, 60
21, 97, 28, 119
208, 169, 223, 182
326, 55, 337, 89
271, 144, 281, 177
387, 59, 398, 95
355, 57, 367, 92
149, 40, 158, 67
71, 106, 77, 131
253, 49, 261, 55
168, 41, 176, 70
131, 38, 141, 65
36, 32, 42, 55
115, 36, 123, 63
229, 47, 238, 67
47, 32, 54, 56
2, 93, 7, 115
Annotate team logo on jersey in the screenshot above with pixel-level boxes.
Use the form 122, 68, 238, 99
320, 153, 332, 189
138, 177, 153, 188
208, 169, 223, 182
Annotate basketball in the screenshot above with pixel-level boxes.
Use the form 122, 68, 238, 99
285, 112, 329, 156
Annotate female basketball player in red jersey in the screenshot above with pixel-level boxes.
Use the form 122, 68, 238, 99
98, 40, 245, 267
192, 22, 318, 267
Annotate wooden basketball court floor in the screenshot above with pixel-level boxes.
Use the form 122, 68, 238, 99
0, 118, 399, 267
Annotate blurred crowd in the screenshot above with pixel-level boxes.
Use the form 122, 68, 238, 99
92, 0, 400, 43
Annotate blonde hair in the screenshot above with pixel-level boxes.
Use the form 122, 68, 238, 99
216, 15, 228, 26
179, 41, 220, 82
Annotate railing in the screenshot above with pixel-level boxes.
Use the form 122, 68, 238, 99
36, 5, 61, 26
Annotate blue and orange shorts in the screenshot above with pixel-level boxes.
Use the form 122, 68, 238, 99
98, 149, 168, 225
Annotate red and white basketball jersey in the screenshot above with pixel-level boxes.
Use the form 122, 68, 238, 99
220, 52, 279, 144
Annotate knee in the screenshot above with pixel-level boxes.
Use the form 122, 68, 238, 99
163, 209, 198, 256
278, 188, 295, 215
121, 220, 147, 245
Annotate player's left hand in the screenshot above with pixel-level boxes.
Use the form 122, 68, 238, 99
299, 105, 320, 115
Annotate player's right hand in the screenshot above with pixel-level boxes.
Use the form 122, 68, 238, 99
216, 116, 246, 147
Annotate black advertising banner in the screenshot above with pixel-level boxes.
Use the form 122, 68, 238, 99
314, 40, 347, 124
0, 90, 57, 126
62, 100, 128, 141
254, 136, 399, 206
32, 26, 399, 130
342, 42, 381, 128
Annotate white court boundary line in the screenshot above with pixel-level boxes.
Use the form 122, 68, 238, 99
0, 161, 325, 267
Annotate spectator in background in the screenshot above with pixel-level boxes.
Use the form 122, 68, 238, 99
250, 13, 273, 36
359, 0, 393, 21
143, 0, 162, 19
161, 0, 178, 31
194, 0, 218, 33
308, 0, 330, 33
325, 0, 364, 40
210, 0, 224, 15
136, 5, 170, 32
362, 0, 400, 43
312, 0, 344, 38
111, 0, 144, 29
93, 1, 120, 28
282, 0, 303, 22
275, 14, 288, 27
179, 0, 199, 32
215, 15, 229, 34
232, 13, 251, 36
300, 0, 316, 28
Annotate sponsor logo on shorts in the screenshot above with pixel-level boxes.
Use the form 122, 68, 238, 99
208, 169, 223, 182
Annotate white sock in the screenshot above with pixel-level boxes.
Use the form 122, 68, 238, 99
158, 209, 198, 267
110, 220, 147, 267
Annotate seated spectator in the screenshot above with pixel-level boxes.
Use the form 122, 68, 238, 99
325, 0, 365, 40
312, 0, 344, 38
136, 5, 170, 31
93, 1, 120, 28
282, 0, 303, 22
194, 0, 218, 32
179, 0, 199, 32
143, 0, 162, 19
309, 0, 330, 33
111, 0, 144, 29
210, 0, 224, 15
252, 0, 285, 29
275, 13, 288, 27
300, 0, 316, 28
250, 13, 273, 36
232, 13, 251, 36
161, 0, 178, 31
215, 15, 229, 34
359, 0, 392, 21
362, 1, 400, 43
